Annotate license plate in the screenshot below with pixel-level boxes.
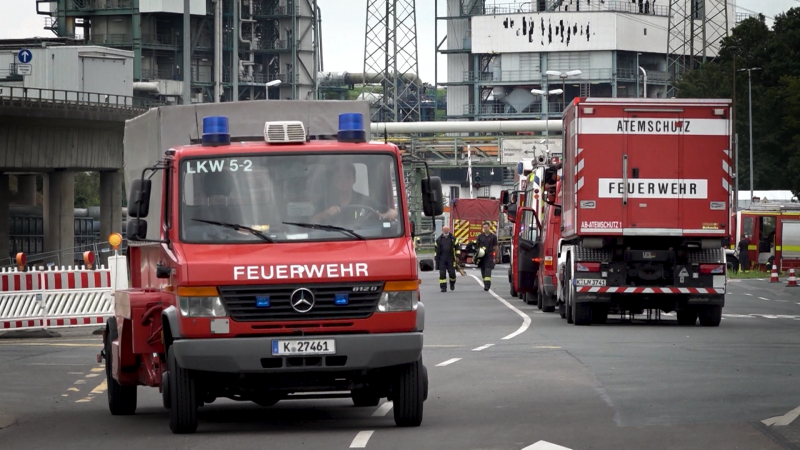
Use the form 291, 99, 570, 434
576, 279, 606, 286
271, 339, 336, 356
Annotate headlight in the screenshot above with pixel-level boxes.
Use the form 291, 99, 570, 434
377, 290, 419, 312
179, 296, 228, 317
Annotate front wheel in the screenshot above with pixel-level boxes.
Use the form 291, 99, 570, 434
393, 359, 424, 427
168, 347, 198, 434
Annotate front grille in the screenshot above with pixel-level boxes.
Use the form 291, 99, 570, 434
219, 282, 384, 321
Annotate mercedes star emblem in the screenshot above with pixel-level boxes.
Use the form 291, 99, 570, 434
290, 288, 315, 313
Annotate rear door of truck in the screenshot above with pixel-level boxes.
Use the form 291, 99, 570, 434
577, 99, 730, 236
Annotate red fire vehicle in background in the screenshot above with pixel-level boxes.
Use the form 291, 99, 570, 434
100, 103, 442, 433
450, 197, 509, 266
555, 98, 732, 327
726, 203, 800, 272
535, 163, 563, 313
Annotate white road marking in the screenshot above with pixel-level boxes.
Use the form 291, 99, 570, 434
762, 405, 800, 427
436, 358, 462, 367
349, 430, 375, 448
67, 387, 79, 392
90, 367, 104, 373
468, 274, 531, 340
91, 380, 107, 394
472, 344, 494, 351
85, 373, 99, 378
759, 297, 770, 301
372, 401, 393, 417
523, 440, 573, 450
744, 293, 753, 296
74, 380, 86, 385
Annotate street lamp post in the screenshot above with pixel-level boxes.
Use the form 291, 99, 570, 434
738, 67, 761, 204
266, 79, 282, 99
531, 88, 563, 157
545, 70, 582, 107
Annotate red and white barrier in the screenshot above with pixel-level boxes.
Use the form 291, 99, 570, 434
0, 254, 128, 332
576, 286, 725, 295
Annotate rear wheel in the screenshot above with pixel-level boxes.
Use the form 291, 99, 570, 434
537, 290, 543, 310
393, 359, 424, 427
572, 299, 592, 326
699, 305, 722, 327
168, 347, 198, 434
105, 331, 137, 415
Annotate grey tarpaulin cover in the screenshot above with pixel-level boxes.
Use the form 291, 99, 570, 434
123, 100, 372, 240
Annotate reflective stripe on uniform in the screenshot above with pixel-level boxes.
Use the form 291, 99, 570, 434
483, 276, 491, 281
439, 279, 447, 283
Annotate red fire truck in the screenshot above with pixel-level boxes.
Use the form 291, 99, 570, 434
555, 98, 731, 326
726, 203, 800, 272
451, 198, 507, 266
100, 104, 442, 433
535, 164, 563, 313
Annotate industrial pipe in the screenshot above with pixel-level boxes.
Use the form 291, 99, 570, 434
133, 82, 160, 93
317, 71, 423, 86
370, 120, 563, 135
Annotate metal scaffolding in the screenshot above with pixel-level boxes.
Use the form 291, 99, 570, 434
363, 0, 421, 122
667, 0, 730, 97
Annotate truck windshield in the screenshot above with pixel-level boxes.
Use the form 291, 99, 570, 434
179, 153, 403, 243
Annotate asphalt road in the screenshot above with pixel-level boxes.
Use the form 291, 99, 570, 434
2, 269, 800, 449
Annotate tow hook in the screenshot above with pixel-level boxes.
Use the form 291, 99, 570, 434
97, 349, 106, 364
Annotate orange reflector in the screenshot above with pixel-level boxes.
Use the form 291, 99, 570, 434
385, 280, 420, 291
176, 286, 219, 297
544, 261, 553, 266
532, 257, 542, 263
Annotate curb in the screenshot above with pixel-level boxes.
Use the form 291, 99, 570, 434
0, 412, 16, 430
0, 330, 61, 339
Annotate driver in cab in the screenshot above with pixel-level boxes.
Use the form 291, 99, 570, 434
311, 162, 398, 224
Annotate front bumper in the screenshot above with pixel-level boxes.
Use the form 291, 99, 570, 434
172, 332, 423, 373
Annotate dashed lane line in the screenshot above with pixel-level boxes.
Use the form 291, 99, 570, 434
436, 358, 462, 367
372, 401, 393, 417
759, 297, 771, 301
468, 274, 532, 340
349, 430, 374, 448
762, 405, 800, 427
472, 344, 495, 351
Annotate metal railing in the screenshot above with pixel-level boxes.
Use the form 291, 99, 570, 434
617, 68, 670, 83
464, 102, 564, 116
0, 85, 163, 113
86, 33, 132, 46
2, 239, 128, 269
66, 0, 134, 10
463, 68, 619, 84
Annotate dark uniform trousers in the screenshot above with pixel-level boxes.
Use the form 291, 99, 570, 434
476, 232, 498, 290
436, 234, 458, 292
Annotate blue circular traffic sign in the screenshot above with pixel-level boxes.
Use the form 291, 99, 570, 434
18, 49, 32, 64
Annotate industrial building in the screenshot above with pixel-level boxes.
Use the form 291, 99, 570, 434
436, 0, 735, 121
34, 0, 321, 103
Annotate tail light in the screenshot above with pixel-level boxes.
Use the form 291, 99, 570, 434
544, 249, 553, 267
576, 262, 601, 273
699, 264, 725, 275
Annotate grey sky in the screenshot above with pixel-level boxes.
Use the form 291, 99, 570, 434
0, 0, 796, 83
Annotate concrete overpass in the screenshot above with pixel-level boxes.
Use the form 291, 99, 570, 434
0, 85, 158, 265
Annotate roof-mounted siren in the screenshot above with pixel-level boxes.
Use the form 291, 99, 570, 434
202, 116, 231, 147
338, 113, 367, 143
264, 120, 307, 144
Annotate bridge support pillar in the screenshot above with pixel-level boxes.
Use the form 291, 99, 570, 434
100, 171, 123, 263
15, 175, 38, 206
44, 171, 75, 267
0, 174, 9, 263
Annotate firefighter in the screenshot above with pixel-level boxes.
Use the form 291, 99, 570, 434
737, 234, 750, 272
475, 221, 498, 291
436, 226, 458, 292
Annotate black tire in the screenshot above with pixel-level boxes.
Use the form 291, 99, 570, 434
559, 303, 566, 319
591, 305, 608, 324
168, 347, 198, 434
105, 331, 137, 415
677, 309, 698, 326
422, 364, 429, 402
393, 359, 424, 427
572, 299, 592, 326
537, 290, 543, 310
699, 305, 722, 327
543, 296, 556, 313
352, 389, 381, 407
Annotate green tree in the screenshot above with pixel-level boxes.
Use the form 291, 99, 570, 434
74, 172, 100, 208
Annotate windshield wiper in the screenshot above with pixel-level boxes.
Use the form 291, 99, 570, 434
282, 222, 365, 240
191, 218, 274, 242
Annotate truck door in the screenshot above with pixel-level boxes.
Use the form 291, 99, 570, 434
517, 208, 539, 291
780, 218, 800, 270
622, 113, 683, 231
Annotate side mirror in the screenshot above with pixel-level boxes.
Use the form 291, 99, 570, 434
419, 258, 435, 272
554, 207, 562, 217
421, 176, 444, 217
499, 190, 510, 205
410, 221, 416, 238
127, 218, 148, 241
507, 204, 518, 223
128, 178, 152, 218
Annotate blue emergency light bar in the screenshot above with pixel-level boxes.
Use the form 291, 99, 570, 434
202, 116, 231, 146
337, 113, 366, 143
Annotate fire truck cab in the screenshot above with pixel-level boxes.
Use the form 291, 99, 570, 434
102, 110, 443, 434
